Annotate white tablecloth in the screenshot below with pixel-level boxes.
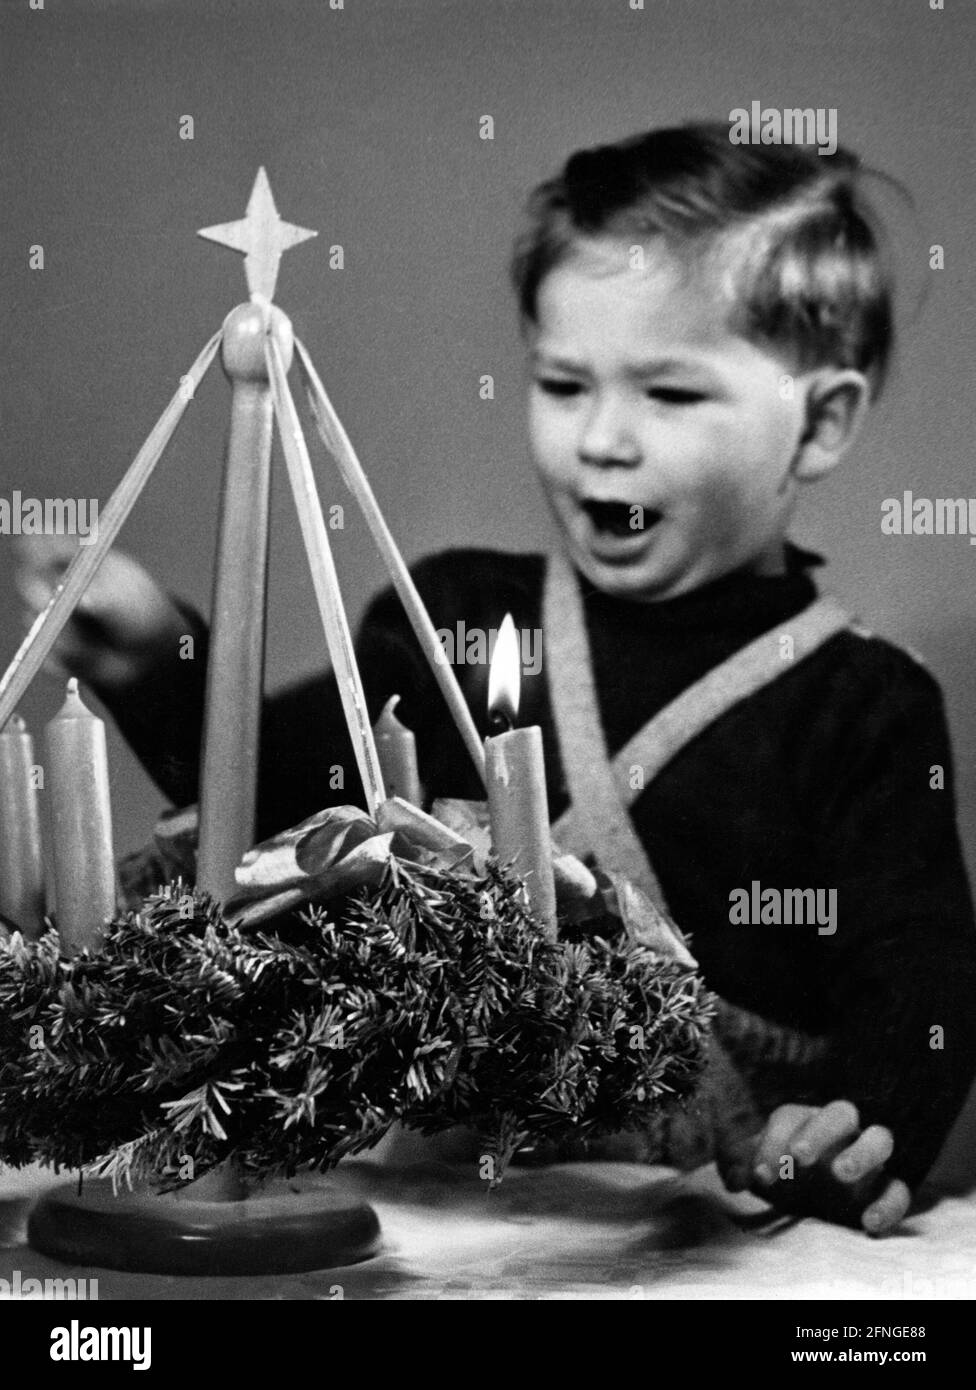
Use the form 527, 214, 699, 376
2, 1148, 974, 1300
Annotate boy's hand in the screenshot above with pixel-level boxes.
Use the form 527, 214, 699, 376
13, 535, 188, 691
720, 1100, 911, 1235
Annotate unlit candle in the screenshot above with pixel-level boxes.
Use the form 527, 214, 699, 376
45, 680, 116, 954
0, 714, 46, 937
373, 695, 422, 806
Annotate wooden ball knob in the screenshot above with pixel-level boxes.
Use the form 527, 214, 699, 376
221, 302, 294, 382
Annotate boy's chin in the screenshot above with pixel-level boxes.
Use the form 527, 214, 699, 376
566, 543, 685, 602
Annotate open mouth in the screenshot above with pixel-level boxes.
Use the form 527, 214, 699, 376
581, 499, 662, 537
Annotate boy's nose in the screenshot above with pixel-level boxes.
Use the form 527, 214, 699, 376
577, 399, 641, 468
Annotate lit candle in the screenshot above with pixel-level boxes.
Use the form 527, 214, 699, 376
45, 680, 116, 954
0, 714, 46, 938
484, 614, 557, 938
373, 695, 422, 806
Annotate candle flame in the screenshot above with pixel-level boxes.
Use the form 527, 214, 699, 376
487, 613, 520, 727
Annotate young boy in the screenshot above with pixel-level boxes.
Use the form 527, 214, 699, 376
17, 123, 976, 1237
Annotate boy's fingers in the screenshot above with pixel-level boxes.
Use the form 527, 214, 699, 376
14, 570, 57, 614
42, 654, 72, 682
789, 1099, 861, 1167
15, 556, 96, 612
722, 1147, 760, 1192
12, 533, 78, 583
716, 1111, 766, 1191
831, 1124, 894, 1184
20, 603, 93, 679
16, 547, 106, 625
751, 1104, 814, 1184
861, 1178, 911, 1236
720, 1125, 766, 1191
26, 624, 73, 681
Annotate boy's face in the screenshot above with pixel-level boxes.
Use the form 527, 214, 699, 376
526, 237, 811, 601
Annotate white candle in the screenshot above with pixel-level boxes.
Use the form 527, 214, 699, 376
373, 695, 422, 806
484, 615, 556, 938
45, 680, 116, 954
0, 714, 46, 937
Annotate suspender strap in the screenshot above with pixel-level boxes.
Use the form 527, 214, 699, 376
542, 549, 855, 910
543, 550, 667, 907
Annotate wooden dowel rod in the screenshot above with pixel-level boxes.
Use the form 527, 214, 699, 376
0, 331, 223, 732
265, 335, 386, 816
196, 309, 275, 905
294, 338, 487, 789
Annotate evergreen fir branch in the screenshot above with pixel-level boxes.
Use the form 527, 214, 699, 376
0, 860, 713, 1188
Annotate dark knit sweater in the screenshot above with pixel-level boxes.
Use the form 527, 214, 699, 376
99, 542, 976, 1190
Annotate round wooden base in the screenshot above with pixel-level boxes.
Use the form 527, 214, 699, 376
27, 1178, 382, 1276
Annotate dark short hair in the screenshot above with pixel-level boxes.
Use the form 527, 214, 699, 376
511, 122, 895, 397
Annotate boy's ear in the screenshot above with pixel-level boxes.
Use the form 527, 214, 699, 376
792, 369, 872, 482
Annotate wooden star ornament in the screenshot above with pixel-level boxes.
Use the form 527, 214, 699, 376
198, 167, 317, 302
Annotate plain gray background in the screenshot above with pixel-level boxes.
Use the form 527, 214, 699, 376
2, 0, 975, 1183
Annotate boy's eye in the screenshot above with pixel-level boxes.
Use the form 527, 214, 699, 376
536, 378, 583, 397
648, 387, 706, 405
